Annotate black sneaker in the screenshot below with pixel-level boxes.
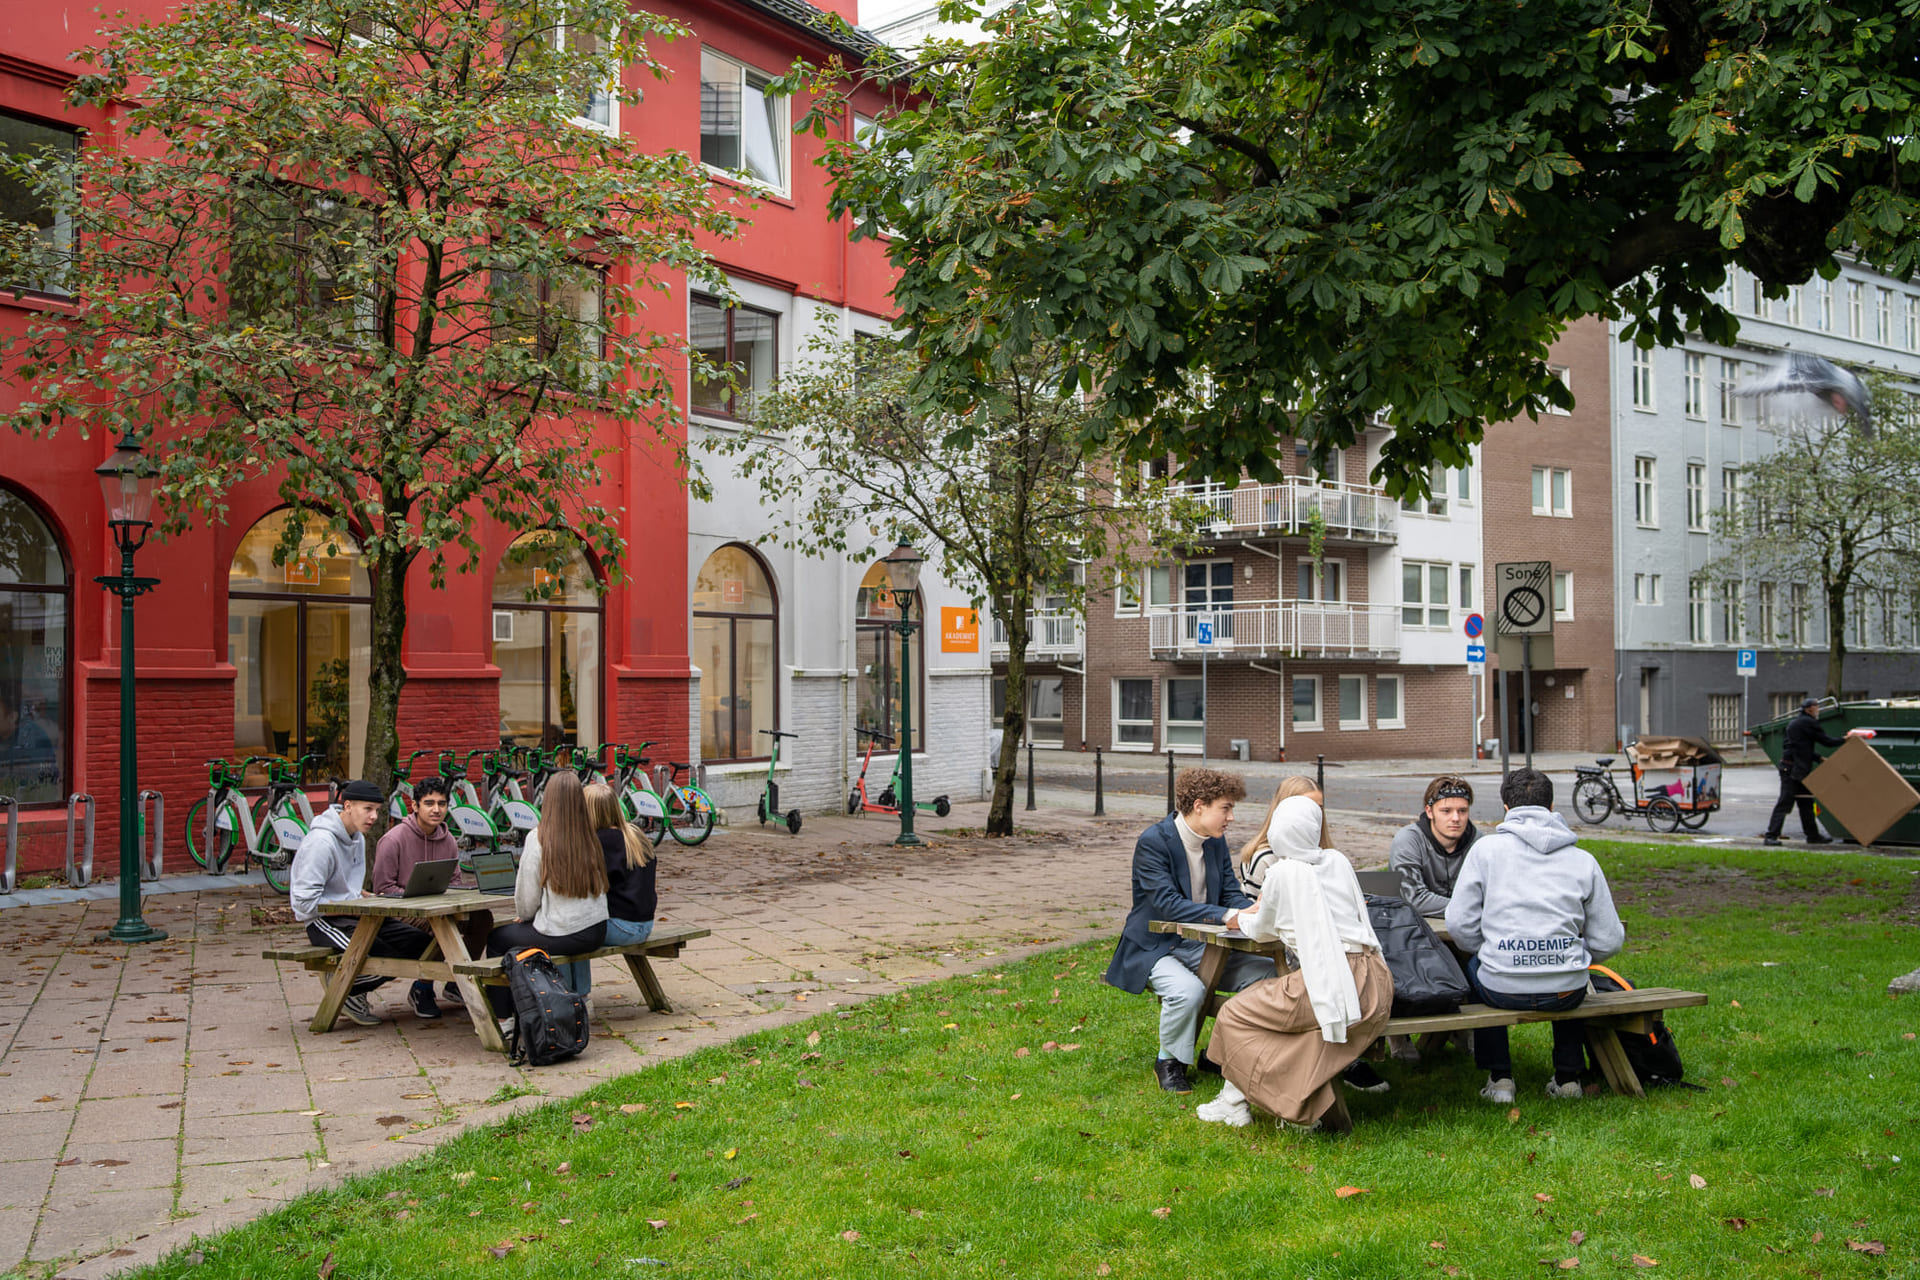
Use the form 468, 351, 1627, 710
1342, 1060, 1391, 1094
1153, 1057, 1193, 1094
440, 982, 466, 1007
1194, 1051, 1223, 1077
1762, 836, 1783, 846
408, 983, 442, 1020
1806, 834, 1834, 844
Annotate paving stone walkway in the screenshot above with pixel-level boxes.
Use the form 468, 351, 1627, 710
0, 797, 1402, 1278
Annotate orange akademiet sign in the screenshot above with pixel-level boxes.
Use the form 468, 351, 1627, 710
940, 607, 981, 653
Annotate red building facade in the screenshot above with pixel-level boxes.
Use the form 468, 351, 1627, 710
0, 0, 895, 871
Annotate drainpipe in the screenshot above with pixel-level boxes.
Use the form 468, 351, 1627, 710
1250, 661, 1286, 759
1057, 663, 1087, 749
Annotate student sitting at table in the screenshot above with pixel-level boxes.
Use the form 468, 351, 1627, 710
484, 771, 608, 1030
370, 774, 487, 1020
1444, 768, 1625, 1104
566, 782, 658, 996
1237, 776, 1392, 1096
1198, 795, 1391, 1132
290, 779, 432, 1028
1104, 767, 1273, 1096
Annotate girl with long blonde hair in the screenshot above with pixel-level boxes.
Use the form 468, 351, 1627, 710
483, 770, 609, 1021
565, 782, 659, 995
1237, 776, 1332, 894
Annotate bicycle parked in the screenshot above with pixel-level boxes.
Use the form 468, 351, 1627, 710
184, 754, 326, 892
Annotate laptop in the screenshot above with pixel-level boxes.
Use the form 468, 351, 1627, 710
471, 851, 518, 896
398, 858, 458, 898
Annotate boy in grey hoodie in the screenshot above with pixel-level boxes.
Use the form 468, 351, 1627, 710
1445, 769, 1625, 1104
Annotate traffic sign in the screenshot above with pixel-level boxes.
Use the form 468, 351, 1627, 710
1737, 648, 1757, 677
1195, 620, 1214, 647
1467, 643, 1486, 666
1464, 613, 1485, 639
1495, 561, 1553, 635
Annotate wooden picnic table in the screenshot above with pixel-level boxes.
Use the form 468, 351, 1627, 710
314, 890, 510, 1051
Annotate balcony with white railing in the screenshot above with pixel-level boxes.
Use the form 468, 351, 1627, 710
989, 610, 1085, 663
1167, 478, 1399, 545
1146, 602, 1402, 660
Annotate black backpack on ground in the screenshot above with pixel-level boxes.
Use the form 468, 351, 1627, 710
1587, 964, 1695, 1088
502, 948, 589, 1066
1364, 894, 1471, 1016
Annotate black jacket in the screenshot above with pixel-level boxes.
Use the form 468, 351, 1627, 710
1780, 711, 1846, 779
1103, 814, 1253, 994
599, 827, 658, 923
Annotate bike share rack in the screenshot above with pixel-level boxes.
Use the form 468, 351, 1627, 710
138, 789, 164, 881
65, 792, 96, 888
0, 795, 17, 894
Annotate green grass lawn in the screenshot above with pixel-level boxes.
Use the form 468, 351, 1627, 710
134, 841, 1917, 1278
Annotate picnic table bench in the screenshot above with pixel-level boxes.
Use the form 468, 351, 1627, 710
1149, 919, 1707, 1098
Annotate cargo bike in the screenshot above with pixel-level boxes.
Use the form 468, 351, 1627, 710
1570, 736, 1724, 833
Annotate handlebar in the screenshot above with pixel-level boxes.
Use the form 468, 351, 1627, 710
438, 749, 464, 778
760, 729, 799, 740
857, 727, 895, 745
400, 748, 439, 778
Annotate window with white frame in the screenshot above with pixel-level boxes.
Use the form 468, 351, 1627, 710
1788, 582, 1809, 646
1402, 561, 1450, 628
1720, 467, 1742, 520
1684, 353, 1705, 419
1399, 461, 1449, 516
1751, 277, 1771, 319
1757, 581, 1777, 639
1337, 675, 1366, 729
1296, 558, 1345, 602
1785, 284, 1802, 326
1117, 564, 1173, 616
1633, 456, 1658, 527
1850, 591, 1871, 649
1770, 690, 1807, 719
1708, 694, 1741, 745
1114, 678, 1155, 749
700, 48, 788, 189
1688, 577, 1709, 643
1553, 571, 1573, 620
1719, 357, 1742, 424
1531, 466, 1571, 517
1182, 560, 1234, 642
1291, 675, 1322, 731
1631, 346, 1655, 409
1633, 573, 1662, 605
1165, 678, 1204, 749
548, 17, 618, 131
1454, 461, 1473, 504
1686, 463, 1707, 531
1881, 589, 1899, 648
1848, 281, 1863, 336
1375, 675, 1404, 729
1908, 295, 1919, 351
1458, 564, 1475, 614
1817, 279, 1832, 331
1878, 288, 1893, 343
1719, 579, 1745, 643
1545, 365, 1572, 414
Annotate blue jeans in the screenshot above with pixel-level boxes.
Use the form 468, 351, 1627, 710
565, 918, 655, 994
1466, 956, 1587, 1080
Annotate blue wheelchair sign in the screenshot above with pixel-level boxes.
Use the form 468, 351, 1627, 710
1196, 620, 1215, 647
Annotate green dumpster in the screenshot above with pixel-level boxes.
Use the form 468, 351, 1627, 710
1750, 698, 1920, 844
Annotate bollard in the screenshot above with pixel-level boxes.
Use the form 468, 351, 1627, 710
65, 792, 96, 888
1316, 754, 1325, 796
0, 794, 16, 894
137, 790, 165, 881
1093, 747, 1105, 816
1025, 740, 1036, 811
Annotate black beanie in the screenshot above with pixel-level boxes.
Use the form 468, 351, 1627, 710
339, 779, 383, 803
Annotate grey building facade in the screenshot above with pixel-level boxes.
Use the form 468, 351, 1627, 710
1611, 260, 1920, 749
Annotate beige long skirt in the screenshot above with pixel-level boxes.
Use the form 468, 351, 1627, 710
1211, 950, 1393, 1125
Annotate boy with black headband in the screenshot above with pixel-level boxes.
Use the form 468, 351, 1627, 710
1385, 775, 1480, 1062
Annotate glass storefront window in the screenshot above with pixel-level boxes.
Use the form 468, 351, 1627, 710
492, 533, 602, 750
855, 561, 924, 754
0, 486, 70, 803
228, 510, 371, 778
692, 545, 777, 762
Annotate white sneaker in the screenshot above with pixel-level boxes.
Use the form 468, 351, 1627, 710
1387, 1034, 1421, 1064
1196, 1096, 1254, 1127
497, 1016, 516, 1038
1545, 1077, 1586, 1099
338, 993, 380, 1027
1480, 1075, 1516, 1104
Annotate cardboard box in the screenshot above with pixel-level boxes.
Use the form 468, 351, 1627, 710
1803, 735, 1920, 846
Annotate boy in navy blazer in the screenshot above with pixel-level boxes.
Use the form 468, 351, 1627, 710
1105, 767, 1275, 1093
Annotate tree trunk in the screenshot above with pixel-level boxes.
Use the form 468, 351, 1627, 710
361, 550, 412, 799
986, 603, 1030, 837
1826, 580, 1848, 700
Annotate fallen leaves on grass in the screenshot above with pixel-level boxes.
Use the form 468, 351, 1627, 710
724, 1148, 738, 1160
554, 1162, 570, 1175
1568, 1231, 1585, 1246
1814, 1187, 1835, 1197
571, 1113, 593, 1133
486, 1242, 513, 1260
1848, 1240, 1887, 1256
673, 1102, 694, 1110
620, 1104, 647, 1114
1014, 1048, 1030, 1058
1630, 1256, 1658, 1268
1334, 1187, 1369, 1199
1151, 1207, 1172, 1218
1534, 1193, 1554, 1203
1724, 1217, 1749, 1231
1688, 1174, 1708, 1189
841, 1230, 861, 1241
317, 1253, 336, 1279
807, 1031, 821, 1047
1508, 1108, 1521, 1123
646, 1219, 669, 1231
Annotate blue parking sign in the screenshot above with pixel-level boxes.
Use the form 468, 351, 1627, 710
1737, 648, 1757, 676
1196, 620, 1214, 647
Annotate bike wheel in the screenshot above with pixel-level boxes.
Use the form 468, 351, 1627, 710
1571, 779, 1613, 825
187, 799, 241, 872
1678, 808, 1712, 830
257, 839, 294, 893
667, 787, 717, 847
785, 809, 802, 835
848, 789, 861, 815
757, 796, 768, 826
934, 797, 952, 818
877, 788, 896, 809
1645, 797, 1683, 834
184, 798, 213, 869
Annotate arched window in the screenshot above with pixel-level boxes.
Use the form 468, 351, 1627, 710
493, 533, 602, 749
692, 544, 777, 762
228, 510, 371, 777
855, 561, 924, 753
0, 484, 71, 804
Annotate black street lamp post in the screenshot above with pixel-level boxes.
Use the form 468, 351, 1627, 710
94, 437, 167, 945
880, 542, 924, 848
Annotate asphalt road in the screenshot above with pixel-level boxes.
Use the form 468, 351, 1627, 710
1030, 758, 1788, 842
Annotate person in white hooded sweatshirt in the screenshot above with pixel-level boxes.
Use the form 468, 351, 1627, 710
1445, 768, 1626, 1103
1197, 795, 1392, 1133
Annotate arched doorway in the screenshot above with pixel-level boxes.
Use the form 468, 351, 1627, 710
691, 544, 777, 761
0, 484, 71, 804
492, 533, 602, 749
228, 510, 371, 777
855, 561, 924, 753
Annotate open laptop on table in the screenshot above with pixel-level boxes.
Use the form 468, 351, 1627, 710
392, 857, 458, 898
471, 851, 518, 895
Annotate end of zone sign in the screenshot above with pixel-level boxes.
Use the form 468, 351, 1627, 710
1494, 561, 1553, 635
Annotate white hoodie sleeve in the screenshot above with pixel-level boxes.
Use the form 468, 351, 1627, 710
288, 824, 337, 922
1245, 860, 1362, 1043
514, 831, 544, 924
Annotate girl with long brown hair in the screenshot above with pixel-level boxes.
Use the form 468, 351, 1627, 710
484, 770, 609, 1020
562, 782, 659, 995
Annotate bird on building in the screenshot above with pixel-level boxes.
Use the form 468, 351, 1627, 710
1734, 352, 1874, 435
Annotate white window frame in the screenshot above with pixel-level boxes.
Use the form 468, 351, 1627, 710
1720, 467, 1742, 518
1633, 456, 1658, 528
1683, 353, 1705, 419
1720, 578, 1745, 644
1633, 573, 1662, 606
1817, 280, 1832, 331
1788, 582, 1809, 647
1848, 281, 1863, 337
1546, 365, 1572, 415
1113, 678, 1155, 751
556, 18, 619, 134
699, 47, 790, 193
1336, 674, 1368, 731
1116, 564, 1174, 617
1164, 677, 1205, 753
1685, 462, 1707, 532
1688, 577, 1709, 645
1785, 284, 1803, 326
1631, 346, 1655, 411
1719, 357, 1742, 424
1758, 581, 1777, 641
1531, 466, 1571, 517
1401, 560, 1452, 629
1878, 288, 1893, 344
1553, 571, 1573, 621
1458, 564, 1476, 616
1290, 675, 1323, 733
1908, 294, 1919, 351
1374, 674, 1405, 730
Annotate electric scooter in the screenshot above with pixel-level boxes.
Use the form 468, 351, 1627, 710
848, 726, 899, 815
756, 728, 802, 834
878, 734, 951, 818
